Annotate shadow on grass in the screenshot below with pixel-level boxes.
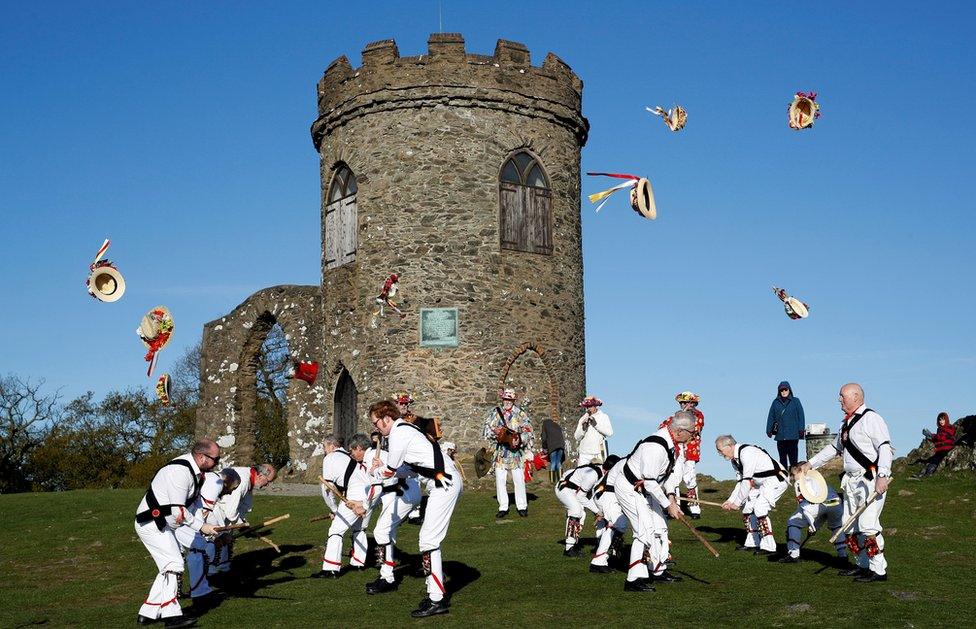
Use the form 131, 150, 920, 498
209, 543, 314, 604
444, 560, 481, 596
695, 526, 742, 545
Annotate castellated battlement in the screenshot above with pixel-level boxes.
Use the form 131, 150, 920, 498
311, 33, 588, 150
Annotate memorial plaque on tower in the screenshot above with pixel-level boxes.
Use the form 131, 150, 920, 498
419, 308, 459, 347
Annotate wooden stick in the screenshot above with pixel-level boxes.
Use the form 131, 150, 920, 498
453, 456, 467, 482
677, 496, 728, 509
261, 514, 290, 527
309, 513, 336, 523
258, 535, 280, 553
830, 489, 880, 543
319, 475, 347, 502
213, 523, 250, 533
676, 515, 720, 558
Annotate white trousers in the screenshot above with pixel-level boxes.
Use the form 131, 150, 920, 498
322, 503, 369, 571
555, 487, 587, 550
577, 451, 602, 466
615, 484, 669, 580
592, 492, 627, 567
136, 521, 185, 620
842, 472, 888, 575
742, 479, 788, 552
372, 480, 422, 582
495, 465, 527, 511
680, 459, 701, 515
418, 478, 462, 602
786, 500, 846, 558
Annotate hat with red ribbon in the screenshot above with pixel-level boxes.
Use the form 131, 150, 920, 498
138, 306, 174, 378
580, 395, 603, 408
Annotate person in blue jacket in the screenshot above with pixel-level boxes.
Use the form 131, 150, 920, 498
766, 381, 805, 468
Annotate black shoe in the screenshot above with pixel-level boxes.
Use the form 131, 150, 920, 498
777, 555, 800, 564
136, 617, 158, 626
838, 566, 869, 577
854, 571, 888, 583
310, 570, 340, 579
734, 544, 755, 552
563, 546, 581, 558
365, 578, 398, 595
410, 598, 450, 618
162, 617, 197, 629
689, 513, 701, 520
495, 510, 509, 519
589, 564, 613, 574
407, 517, 424, 525
753, 548, 775, 557
623, 579, 655, 592
517, 509, 528, 517
655, 571, 683, 583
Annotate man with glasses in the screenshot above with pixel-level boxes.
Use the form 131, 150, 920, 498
660, 391, 705, 519
210, 463, 278, 574
369, 399, 461, 618
717, 435, 790, 555
135, 439, 221, 628
610, 410, 696, 592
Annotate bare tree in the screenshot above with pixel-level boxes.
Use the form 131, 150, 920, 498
0, 375, 62, 493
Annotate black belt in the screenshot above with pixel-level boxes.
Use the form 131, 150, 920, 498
559, 480, 582, 492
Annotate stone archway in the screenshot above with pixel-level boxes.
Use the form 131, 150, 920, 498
198, 285, 325, 476
333, 366, 358, 444
498, 341, 559, 424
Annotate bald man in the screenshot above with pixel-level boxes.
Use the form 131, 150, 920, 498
803, 383, 893, 582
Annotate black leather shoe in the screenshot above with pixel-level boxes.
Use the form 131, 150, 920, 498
689, 513, 701, 520
777, 555, 800, 564
365, 578, 398, 595
310, 570, 340, 579
623, 579, 655, 592
589, 564, 613, 574
162, 617, 197, 629
411, 598, 450, 618
563, 546, 581, 558
517, 509, 528, 517
495, 510, 509, 519
655, 571, 683, 583
854, 571, 888, 583
136, 616, 158, 626
838, 567, 869, 577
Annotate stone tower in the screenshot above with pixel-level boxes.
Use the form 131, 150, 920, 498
197, 34, 589, 476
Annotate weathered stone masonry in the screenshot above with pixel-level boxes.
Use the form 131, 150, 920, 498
198, 34, 589, 477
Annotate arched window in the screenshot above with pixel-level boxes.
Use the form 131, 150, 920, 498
499, 151, 552, 255
325, 164, 358, 269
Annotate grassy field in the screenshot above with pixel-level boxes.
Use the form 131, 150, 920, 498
1, 468, 974, 628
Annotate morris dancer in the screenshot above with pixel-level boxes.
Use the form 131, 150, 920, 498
211, 463, 277, 574
134, 440, 221, 628
483, 388, 533, 518
176, 468, 240, 607
556, 455, 619, 558
779, 463, 846, 563
660, 391, 705, 518
802, 383, 893, 582
611, 410, 696, 591
370, 399, 462, 618
574, 395, 613, 465
313, 434, 372, 578
590, 457, 627, 574
364, 431, 422, 595
717, 435, 789, 555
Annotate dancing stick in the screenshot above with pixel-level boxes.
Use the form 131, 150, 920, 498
258, 536, 280, 553
675, 514, 720, 557
310, 513, 336, 523
830, 490, 881, 544
677, 496, 729, 509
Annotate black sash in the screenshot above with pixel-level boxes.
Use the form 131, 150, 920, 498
589, 469, 614, 499
337, 455, 359, 494
622, 435, 675, 488
840, 409, 882, 480
135, 459, 203, 531
732, 445, 787, 482
558, 464, 601, 492
395, 421, 453, 488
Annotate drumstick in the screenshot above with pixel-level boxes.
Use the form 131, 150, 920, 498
676, 514, 720, 558
830, 489, 881, 543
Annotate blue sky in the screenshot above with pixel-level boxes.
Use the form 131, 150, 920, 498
1, 2, 973, 478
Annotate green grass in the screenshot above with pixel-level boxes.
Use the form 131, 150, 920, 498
1, 470, 974, 628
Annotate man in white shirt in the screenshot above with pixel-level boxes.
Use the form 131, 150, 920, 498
370, 399, 462, 618
717, 435, 790, 555
612, 410, 696, 592
802, 383, 893, 582
555, 457, 614, 557
134, 439, 221, 628
313, 434, 373, 577
210, 463, 277, 574
575, 395, 613, 465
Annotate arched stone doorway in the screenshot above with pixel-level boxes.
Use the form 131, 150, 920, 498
499, 342, 559, 425
333, 367, 358, 443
